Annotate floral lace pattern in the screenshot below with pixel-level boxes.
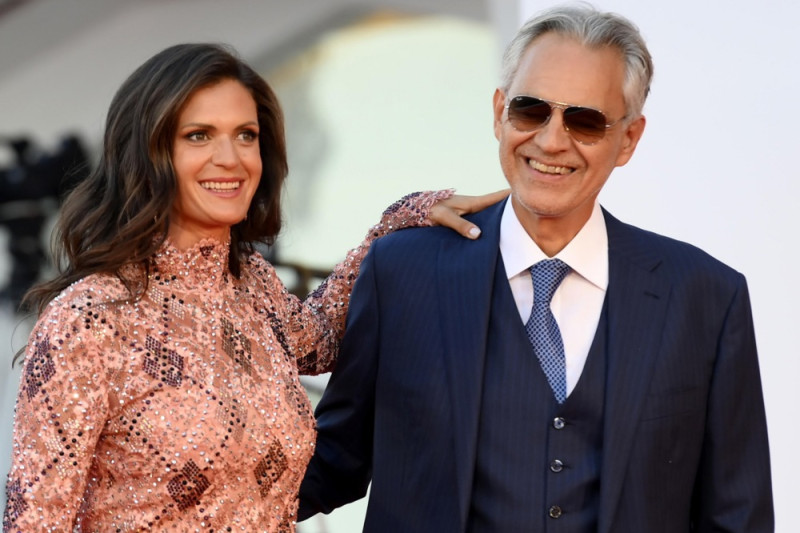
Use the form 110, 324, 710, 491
3, 189, 452, 533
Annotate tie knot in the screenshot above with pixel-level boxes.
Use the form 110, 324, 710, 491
530, 259, 570, 304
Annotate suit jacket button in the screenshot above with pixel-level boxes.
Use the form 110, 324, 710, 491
550, 459, 564, 472
553, 417, 566, 429
549, 505, 563, 519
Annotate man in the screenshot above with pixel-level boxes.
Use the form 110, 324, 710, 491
299, 5, 773, 532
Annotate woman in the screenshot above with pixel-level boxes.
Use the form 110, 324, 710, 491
3, 43, 502, 532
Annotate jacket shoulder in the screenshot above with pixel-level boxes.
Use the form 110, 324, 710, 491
373, 200, 503, 259
605, 211, 745, 288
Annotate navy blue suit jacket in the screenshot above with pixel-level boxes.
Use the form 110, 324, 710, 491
299, 201, 773, 532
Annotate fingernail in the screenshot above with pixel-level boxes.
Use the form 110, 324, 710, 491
468, 227, 481, 239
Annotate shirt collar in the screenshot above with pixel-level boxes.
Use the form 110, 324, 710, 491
499, 197, 608, 290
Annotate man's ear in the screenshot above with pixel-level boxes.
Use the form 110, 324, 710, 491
615, 115, 646, 167
493, 88, 506, 141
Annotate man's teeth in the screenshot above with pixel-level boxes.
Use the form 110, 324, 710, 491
529, 159, 571, 175
201, 181, 240, 191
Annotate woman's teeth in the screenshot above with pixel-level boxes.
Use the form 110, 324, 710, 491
201, 181, 240, 191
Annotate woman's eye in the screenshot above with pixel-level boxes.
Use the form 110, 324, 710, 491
239, 130, 259, 142
187, 131, 208, 142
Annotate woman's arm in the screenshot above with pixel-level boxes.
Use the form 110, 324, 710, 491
4, 291, 113, 531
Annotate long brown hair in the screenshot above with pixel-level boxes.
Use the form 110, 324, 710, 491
22, 43, 288, 317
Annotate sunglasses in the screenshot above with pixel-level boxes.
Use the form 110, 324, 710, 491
504, 95, 625, 145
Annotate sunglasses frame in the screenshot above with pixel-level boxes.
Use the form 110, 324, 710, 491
504, 95, 626, 146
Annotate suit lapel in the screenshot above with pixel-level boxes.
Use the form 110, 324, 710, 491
598, 210, 672, 533
437, 201, 504, 526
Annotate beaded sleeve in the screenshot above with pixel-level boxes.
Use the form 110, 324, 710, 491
276, 189, 453, 375
3, 285, 122, 532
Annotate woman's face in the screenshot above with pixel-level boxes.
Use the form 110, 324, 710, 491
169, 78, 262, 249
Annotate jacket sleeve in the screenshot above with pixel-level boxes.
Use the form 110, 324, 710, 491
692, 275, 774, 532
297, 245, 382, 520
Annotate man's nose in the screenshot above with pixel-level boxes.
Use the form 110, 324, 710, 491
533, 109, 572, 152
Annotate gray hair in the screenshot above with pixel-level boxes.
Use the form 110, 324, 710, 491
500, 3, 653, 118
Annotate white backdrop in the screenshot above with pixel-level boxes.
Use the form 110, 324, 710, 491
518, 1, 799, 531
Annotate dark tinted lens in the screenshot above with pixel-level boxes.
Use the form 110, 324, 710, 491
563, 107, 608, 143
507, 97, 551, 131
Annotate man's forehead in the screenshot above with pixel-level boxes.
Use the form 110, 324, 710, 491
509, 34, 626, 108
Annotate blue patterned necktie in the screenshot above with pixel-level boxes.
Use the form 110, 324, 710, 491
525, 259, 571, 403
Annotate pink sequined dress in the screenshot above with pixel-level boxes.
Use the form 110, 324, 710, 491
3, 190, 451, 533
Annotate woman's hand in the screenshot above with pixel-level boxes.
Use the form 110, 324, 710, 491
429, 189, 509, 239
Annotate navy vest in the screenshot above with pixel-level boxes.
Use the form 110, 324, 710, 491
467, 255, 608, 532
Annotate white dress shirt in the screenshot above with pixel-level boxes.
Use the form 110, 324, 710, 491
499, 198, 608, 396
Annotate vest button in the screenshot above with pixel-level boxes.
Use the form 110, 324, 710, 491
553, 417, 565, 429
549, 505, 563, 519
550, 459, 564, 472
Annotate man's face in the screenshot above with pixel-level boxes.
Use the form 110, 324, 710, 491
493, 32, 645, 238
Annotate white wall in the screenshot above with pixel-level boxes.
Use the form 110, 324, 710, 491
517, 1, 797, 530
0, 0, 486, 149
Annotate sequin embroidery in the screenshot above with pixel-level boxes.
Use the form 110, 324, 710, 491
3, 189, 452, 532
